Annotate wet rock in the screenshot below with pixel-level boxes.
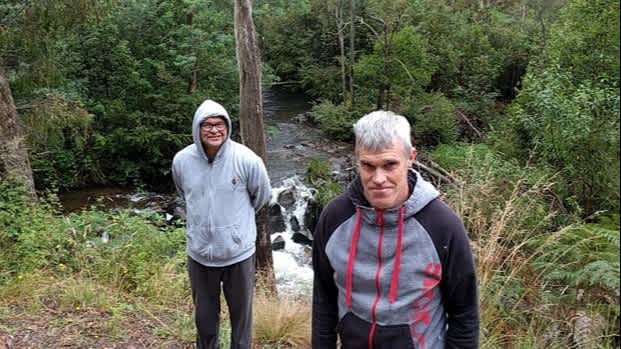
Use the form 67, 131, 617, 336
269, 204, 286, 233
292, 112, 312, 124
290, 216, 300, 233
277, 189, 296, 210
292, 232, 312, 246
292, 245, 313, 265
304, 111, 318, 124
304, 199, 322, 236
272, 235, 285, 251
302, 245, 313, 263
165, 197, 186, 222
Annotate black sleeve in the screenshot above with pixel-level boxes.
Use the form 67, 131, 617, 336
312, 194, 354, 349
416, 198, 480, 348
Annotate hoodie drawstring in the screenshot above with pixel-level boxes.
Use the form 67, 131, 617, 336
345, 207, 362, 308
389, 206, 406, 303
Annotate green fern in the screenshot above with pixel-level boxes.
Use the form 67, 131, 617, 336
532, 223, 620, 297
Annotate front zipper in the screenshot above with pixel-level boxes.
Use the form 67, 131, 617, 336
368, 209, 385, 349
206, 163, 215, 260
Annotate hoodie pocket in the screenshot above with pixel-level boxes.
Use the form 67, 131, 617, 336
337, 312, 370, 349
210, 224, 242, 261
191, 223, 243, 261
337, 312, 416, 349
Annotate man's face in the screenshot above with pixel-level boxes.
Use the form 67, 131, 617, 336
357, 139, 416, 210
200, 116, 228, 151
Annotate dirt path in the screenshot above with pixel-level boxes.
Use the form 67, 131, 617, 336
0, 307, 193, 349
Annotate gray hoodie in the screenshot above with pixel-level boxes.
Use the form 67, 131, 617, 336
172, 100, 271, 267
312, 170, 479, 348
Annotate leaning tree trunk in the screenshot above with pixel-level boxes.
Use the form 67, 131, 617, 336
234, 0, 275, 289
0, 65, 36, 199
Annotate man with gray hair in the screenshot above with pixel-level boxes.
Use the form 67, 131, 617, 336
312, 111, 479, 348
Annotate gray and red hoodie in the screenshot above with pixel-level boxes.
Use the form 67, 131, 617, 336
312, 170, 479, 349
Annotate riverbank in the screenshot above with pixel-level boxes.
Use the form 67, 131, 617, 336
0, 186, 312, 348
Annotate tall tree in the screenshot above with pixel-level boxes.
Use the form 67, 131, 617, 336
0, 65, 36, 198
349, 0, 356, 106
234, 0, 275, 286
333, 0, 348, 102
358, 0, 412, 109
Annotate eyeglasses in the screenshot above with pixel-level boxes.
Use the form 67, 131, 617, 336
200, 121, 226, 131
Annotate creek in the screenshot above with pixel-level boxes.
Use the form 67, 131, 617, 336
59, 86, 354, 297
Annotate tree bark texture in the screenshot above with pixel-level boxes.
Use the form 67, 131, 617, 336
233, 0, 274, 284
0, 66, 36, 198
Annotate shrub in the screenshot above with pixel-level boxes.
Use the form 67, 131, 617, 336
20, 90, 103, 190
433, 144, 619, 347
310, 101, 355, 141
314, 182, 343, 208
0, 181, 186, 298
306, 158, 344, 207
495, 69, 620, 216
491, 0, 621, 217
306, 158, 332, 185
404, 92, 458, 147
432, 145, 550, 344
299, 64, 342, 102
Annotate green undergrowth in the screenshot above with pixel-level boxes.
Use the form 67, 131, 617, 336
0, 179, 311, 348
432, 144, 620, 348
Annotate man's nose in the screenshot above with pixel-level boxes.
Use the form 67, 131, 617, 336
371, 169, 386, 184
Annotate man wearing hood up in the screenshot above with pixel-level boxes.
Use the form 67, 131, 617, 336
312, 111, 479, 348
172, 99, 271, 349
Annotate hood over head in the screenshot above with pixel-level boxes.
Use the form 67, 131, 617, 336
191, 99, 233, 160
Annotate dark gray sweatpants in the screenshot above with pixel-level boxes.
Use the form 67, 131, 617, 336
188, 255, 255, 349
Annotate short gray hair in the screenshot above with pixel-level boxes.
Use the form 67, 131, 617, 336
353, 110, 412, 155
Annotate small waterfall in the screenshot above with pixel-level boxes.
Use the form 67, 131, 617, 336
269, 176, 318, 297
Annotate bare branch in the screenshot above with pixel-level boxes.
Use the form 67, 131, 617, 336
455, 109, 483, 138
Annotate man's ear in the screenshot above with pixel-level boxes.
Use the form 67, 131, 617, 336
409, 148, 417, 166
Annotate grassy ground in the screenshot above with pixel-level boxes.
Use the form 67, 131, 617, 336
0, 271, 195, 348
0, 275, 311, 349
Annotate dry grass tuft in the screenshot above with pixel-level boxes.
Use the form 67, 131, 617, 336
252, 289, 311, 349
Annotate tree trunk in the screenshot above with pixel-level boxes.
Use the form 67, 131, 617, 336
0, 65, 36, 198
187, 11, 198, 94
233, 0, 275, 288
348, 0, 356, 107
380, 25, 390, 109
335, 1, 347, 102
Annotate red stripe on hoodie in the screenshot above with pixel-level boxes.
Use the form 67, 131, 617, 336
389, 206, 406, 303
345, 208, 362, 308
368, 210, 385, 349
